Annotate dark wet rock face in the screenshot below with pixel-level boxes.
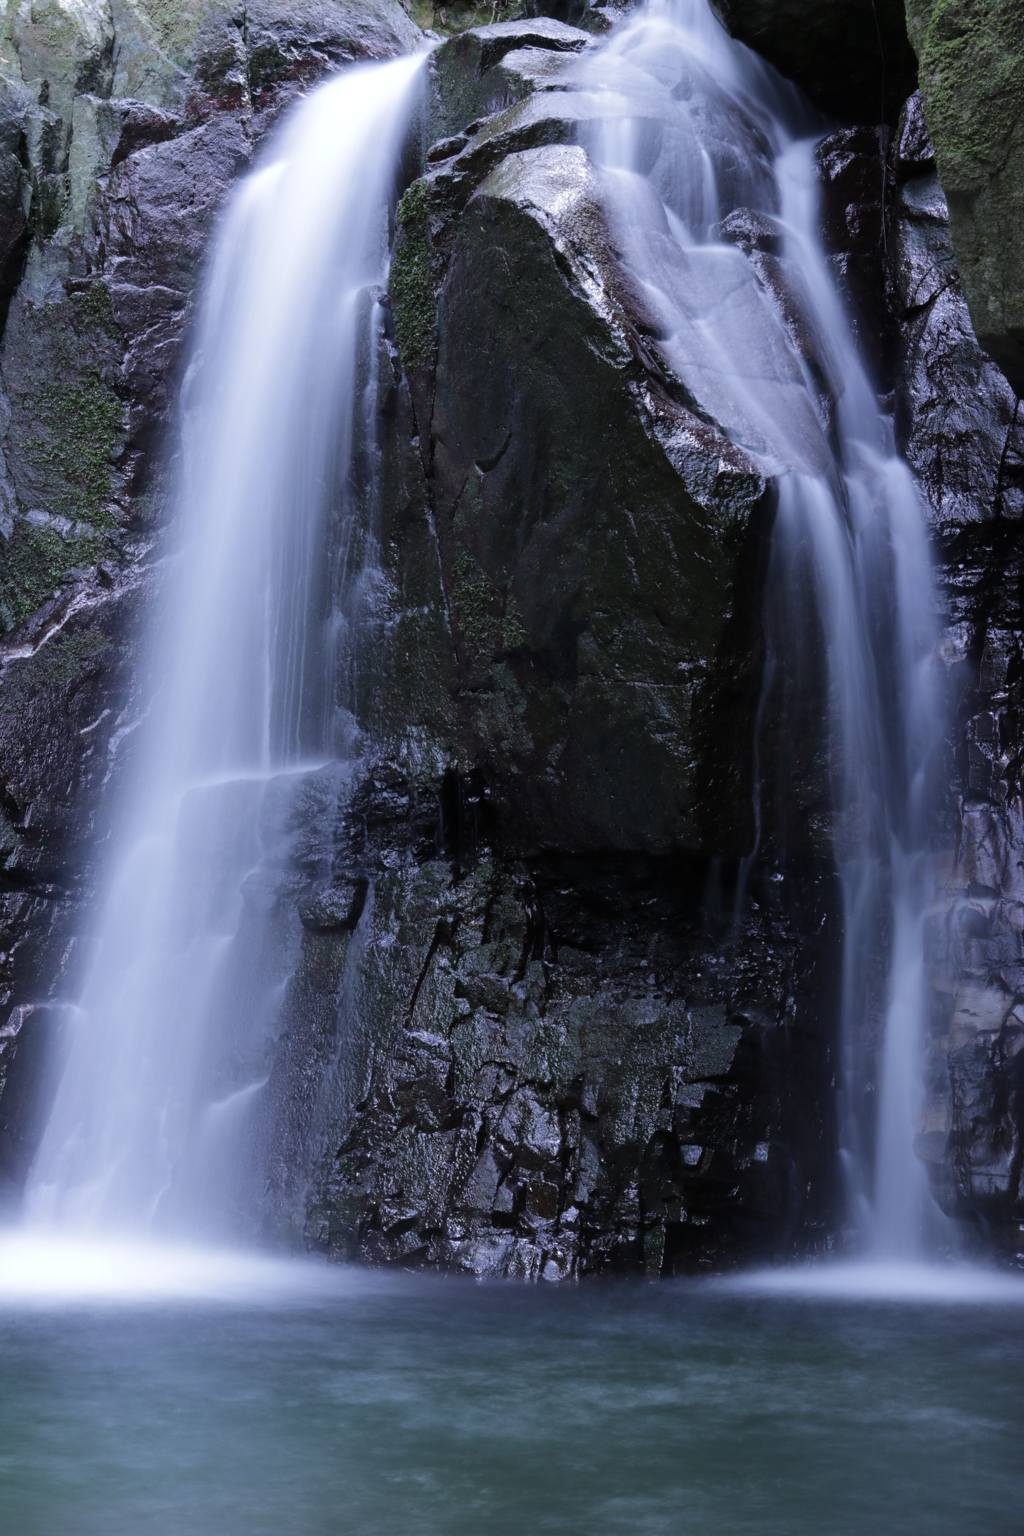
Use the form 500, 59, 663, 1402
890, 94, 1023, 537
261, 772, 840, 1277
814, 124, 892, 377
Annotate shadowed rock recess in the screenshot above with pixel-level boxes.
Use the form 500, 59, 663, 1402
0, 1, 1022, 1274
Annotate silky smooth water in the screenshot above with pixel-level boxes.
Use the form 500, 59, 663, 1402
0, 1264, 1022, 1536
0, 19, 1015, 1531
24, 55, 425, 1239
581, 0, 943, 1256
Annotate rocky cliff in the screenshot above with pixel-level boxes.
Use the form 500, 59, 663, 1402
0, 0, 1021, 1274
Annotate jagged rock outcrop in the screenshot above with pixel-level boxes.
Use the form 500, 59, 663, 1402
904, 0, 1024, 394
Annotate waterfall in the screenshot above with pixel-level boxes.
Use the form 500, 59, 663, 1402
23, 54, 425, 1237
14, 0, 943, 1264
581, 0, 943, 1257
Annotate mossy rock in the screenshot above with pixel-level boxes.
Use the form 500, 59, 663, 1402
0, 518, 105, 636
390, 178, 441, 377
1, 278, 126, 530
905, 0, 1024, 394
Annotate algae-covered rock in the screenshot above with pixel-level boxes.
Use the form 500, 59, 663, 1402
904, 0, 1024, 395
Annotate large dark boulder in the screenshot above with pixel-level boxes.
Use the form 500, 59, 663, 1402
386, 26, 842, 858
272, 22, 846, 1277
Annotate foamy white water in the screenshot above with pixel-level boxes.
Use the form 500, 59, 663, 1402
0, 1232, 383, 1306
24, 54, 425, 1238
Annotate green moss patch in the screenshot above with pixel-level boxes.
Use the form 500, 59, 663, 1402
22, 375, 125, 521
0, 518, 104, 635
451, 546, 496, 658
4, 280, 126, 526
390, 179, 441, 376
8, 622, 108, 698
907, 0, 1024, 187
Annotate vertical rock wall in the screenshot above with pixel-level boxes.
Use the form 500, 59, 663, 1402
887, 91, 1024, 1261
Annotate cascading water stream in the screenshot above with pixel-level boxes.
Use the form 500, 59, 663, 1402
579, 0, 944, 1259
23, 54, 425, 1238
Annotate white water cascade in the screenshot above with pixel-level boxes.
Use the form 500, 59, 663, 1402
580, 0, 944, 1258
23, 54, 425, 1238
